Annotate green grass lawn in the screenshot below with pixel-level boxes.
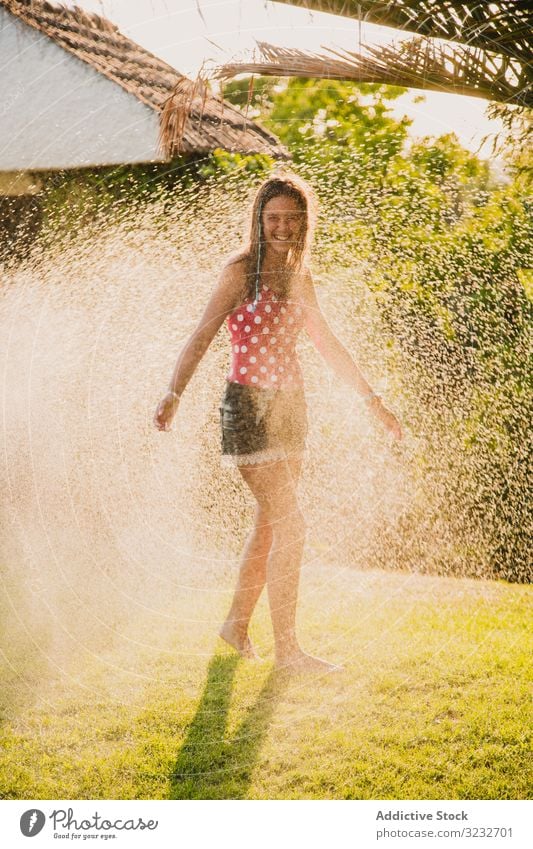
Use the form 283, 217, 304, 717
0, 568, 531, 800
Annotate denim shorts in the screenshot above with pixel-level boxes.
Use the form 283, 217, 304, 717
219, 380, 308, 466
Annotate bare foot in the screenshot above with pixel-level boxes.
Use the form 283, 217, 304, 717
275, 651, 344, 674
219, 621, 262, 661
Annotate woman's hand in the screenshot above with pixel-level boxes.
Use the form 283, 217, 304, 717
369, 398, 403, 441
153, 392, 179, 432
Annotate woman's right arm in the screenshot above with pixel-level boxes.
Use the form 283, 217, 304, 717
153, 263, 244, 431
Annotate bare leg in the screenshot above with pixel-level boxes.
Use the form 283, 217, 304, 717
220, 456, 304, 659
238, 458, 342, 673
219, 504, 272, 659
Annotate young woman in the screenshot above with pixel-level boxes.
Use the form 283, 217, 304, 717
154, 174, 402, 673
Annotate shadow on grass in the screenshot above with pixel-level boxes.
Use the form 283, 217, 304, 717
169, 654, 287, 799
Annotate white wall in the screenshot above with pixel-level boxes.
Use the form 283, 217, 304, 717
0, 7, 166, 171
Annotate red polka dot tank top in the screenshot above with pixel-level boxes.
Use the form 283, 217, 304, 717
226, 284, 305, 390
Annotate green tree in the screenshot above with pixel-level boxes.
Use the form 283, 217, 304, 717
223, 77, 411, 182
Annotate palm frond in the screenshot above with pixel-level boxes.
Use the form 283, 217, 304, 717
274, 1, 532, 64
218, 38, 531, 107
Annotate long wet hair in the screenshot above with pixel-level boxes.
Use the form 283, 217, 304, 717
231, 173, 315, 303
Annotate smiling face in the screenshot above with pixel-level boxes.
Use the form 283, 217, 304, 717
261, 195, 305, 258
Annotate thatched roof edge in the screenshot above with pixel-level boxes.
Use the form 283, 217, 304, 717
1, 0, 288, 159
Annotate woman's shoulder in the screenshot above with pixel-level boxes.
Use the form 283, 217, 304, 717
223, 251, 248, 274
300, 263, 313, 282
218, 253, 249, 307
291, 265, 313, 300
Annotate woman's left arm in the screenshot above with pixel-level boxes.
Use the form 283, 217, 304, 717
301, 269, 402, 440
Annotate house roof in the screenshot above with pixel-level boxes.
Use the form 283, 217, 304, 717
1, 0, 287, 158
